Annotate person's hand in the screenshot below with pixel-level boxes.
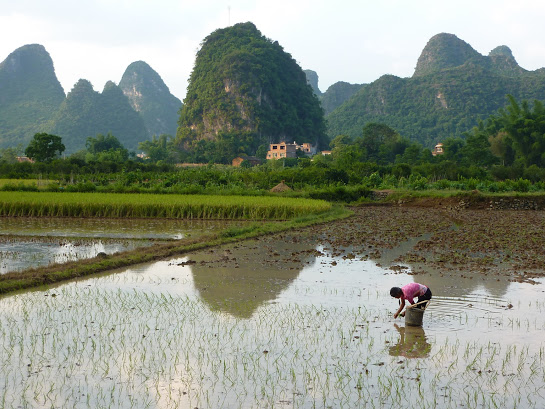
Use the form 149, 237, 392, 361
394, 312, 398, 319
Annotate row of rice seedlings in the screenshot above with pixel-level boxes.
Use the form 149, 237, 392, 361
1, 283, 545, 408
0, 192, 332, 220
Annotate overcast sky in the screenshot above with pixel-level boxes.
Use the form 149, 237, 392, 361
2, 0, 545, 101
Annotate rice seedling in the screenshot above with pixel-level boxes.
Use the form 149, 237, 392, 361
1, 205, 545, 408
0, 273, 544, 409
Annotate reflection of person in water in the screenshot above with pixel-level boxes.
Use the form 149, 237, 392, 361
390, 283, 432, 319
389, 323, 431, 358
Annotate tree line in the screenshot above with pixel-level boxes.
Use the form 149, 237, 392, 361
2, 96, 545, 197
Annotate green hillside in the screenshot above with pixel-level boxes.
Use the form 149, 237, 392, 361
177, 22, 327, 161
119, 61, 182, 138
326, 33, 545, 147
0, 44, 65, 148
320, 81, 365, 115
49, 80, 148, 153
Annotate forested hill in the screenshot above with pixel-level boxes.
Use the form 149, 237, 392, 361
303, 70, 365, 115
119, 61, 182, 138
320, 81, 365, 115
177, 22, 328, 158
0, 44, 65, 149
326, 33, 545, 148
0, 45, 182, 153
49, 80, 148, 153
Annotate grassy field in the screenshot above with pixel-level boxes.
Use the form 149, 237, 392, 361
0, 191, 332, 220
0, 178, 54, 189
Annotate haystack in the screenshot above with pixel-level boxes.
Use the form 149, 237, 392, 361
270, 180, 291, 193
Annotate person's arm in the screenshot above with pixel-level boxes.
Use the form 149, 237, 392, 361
394, 299, 405, 319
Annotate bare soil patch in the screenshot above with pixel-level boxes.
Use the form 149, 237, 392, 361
302, 205, 545, 285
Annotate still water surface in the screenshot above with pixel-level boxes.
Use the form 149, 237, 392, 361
0, 217, 244, 273
0, 226, 544, 408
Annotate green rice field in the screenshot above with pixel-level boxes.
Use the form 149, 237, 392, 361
0, 192, 331, 219
0, 178, 53, 189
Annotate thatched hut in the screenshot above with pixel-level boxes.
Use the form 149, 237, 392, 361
270, 180, 291, 193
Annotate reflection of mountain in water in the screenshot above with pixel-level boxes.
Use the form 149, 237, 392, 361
188, 236, 322, 318
413, 270, 511, 299
375, 234, 512, 298
389, 324, 431, 359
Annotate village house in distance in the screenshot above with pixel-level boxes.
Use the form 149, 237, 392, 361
266, 142, 317, 160
432, 143, 444, 156
233, 142, 324, 166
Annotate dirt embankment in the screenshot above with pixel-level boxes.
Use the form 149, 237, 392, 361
375, 191, 545, 211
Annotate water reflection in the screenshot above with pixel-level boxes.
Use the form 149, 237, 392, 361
0, 217, 250, 274
372, 235, 513, 298
388, 324, 431, 359
410, 268, 512, 299
0, 217, 246, 239
187, 237, 321, 318
0, 238, 151, 274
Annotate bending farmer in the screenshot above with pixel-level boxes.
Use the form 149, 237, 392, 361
390, 283, 432, 319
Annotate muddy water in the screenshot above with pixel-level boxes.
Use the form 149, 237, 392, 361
1, 227, 545, 407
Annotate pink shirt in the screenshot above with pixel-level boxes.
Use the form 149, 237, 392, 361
401, 283, 428, 304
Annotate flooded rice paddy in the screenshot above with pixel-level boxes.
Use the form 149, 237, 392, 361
0, 218, 243, 274
1, 208, 545, 408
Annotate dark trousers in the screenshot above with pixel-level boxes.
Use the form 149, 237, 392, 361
416, 288, 432, 309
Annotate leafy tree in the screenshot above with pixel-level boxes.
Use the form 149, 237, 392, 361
499, 96, 545, 167
255, 144, 268, 160
0, 145, 23, 163
358, 123, 399, 161
86, 132, 125, 154
138, 134, 174, 163
25, 133, 65, 162
329, 134, 353, 150
85, 133, 128, 163
396, 143, 423, 165
460, 122, 498, 167
392, 163, 411, 178
440, 137, 465, 163
332, 144, 366, 168
488, 131, 515, 165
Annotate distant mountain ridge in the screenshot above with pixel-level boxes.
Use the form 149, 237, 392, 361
0, 44, 65, 148
0, 44, 182, 152
49, 79, 149, 153
413, 33, 525, 77
326, 33, 545, 147
4, 33, 545, 155
320, 81, 365, 115
303, 70, 365, 115
119, 61, 182, 138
